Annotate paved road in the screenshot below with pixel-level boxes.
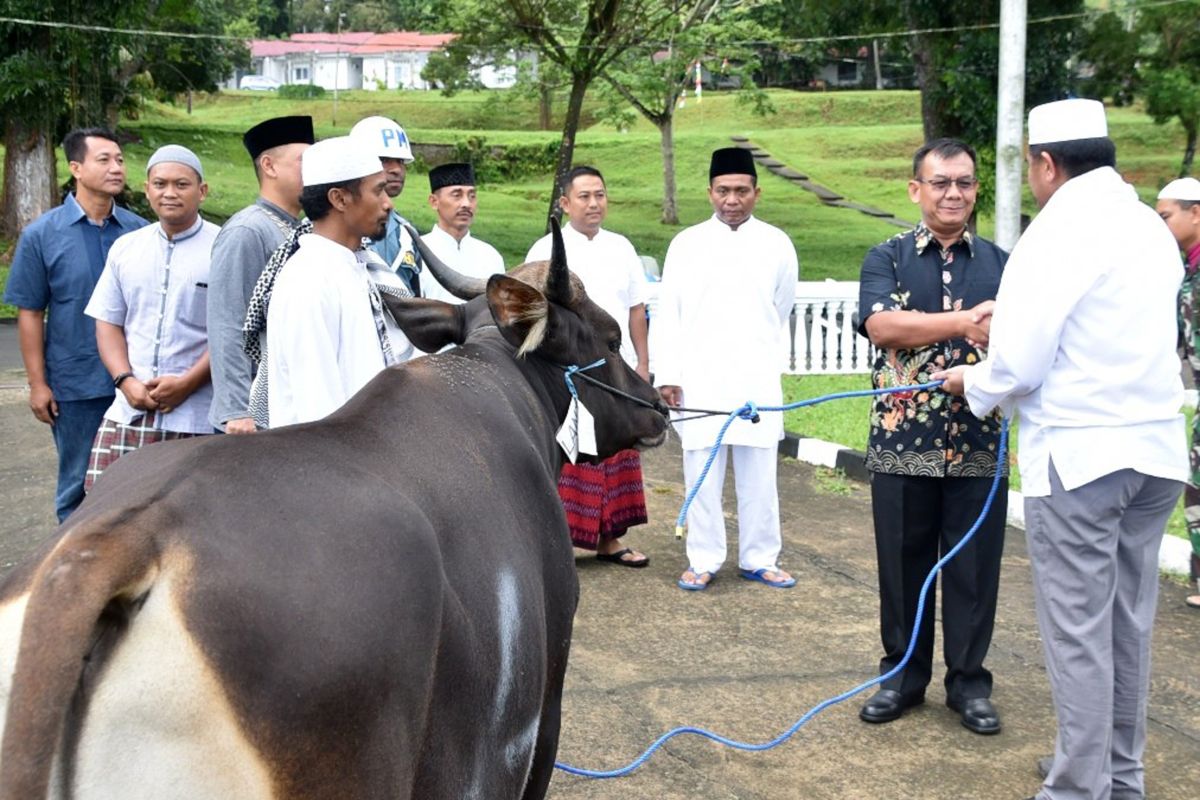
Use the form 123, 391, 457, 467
0, 385, 1197, 798
0, 320, 21, 376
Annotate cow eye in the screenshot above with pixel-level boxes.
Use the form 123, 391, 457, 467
608, 340, 621, 354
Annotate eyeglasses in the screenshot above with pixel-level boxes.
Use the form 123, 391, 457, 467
915, 177, 979, 193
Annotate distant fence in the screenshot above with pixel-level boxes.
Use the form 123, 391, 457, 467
645, 280, 876, 376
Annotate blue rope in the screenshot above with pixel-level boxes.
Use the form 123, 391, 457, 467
554, 380, 1009, 779
674, 380, 945, 535
564, 358, 606, 400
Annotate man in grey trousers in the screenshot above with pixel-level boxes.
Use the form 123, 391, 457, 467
207, 116, 314, 433
937, 98, 1187, 800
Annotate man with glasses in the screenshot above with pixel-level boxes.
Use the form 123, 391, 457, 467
855, 138, 1009, 735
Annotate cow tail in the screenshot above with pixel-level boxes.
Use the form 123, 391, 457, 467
0, 524, 159, 800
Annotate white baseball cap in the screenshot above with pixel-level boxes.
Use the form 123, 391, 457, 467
301, 137, 384, 187
1028, 99, 1108, 146
1158, 177, 1200, 202
350, 115, 414, 163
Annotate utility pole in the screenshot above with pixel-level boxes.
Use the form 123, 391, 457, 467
994, 0, 1027, 252
872, 39, 883, 90
333, 13, 344, 127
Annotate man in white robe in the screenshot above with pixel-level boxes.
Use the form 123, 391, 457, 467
422, 162, 505, 304
653, 147, 798, 591
937, 99, 1187, 800
262, 136, 397, 428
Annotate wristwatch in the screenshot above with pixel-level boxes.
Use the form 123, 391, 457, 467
112, 371, 134, 388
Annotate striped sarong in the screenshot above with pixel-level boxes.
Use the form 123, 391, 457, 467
557, 448, 648, 550
84, 413, 204, 493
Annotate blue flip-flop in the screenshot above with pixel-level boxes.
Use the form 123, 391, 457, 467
738, 567, 796, 589
677, 569, 715, 591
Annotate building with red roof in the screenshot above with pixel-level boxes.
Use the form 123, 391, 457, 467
237, 31, 513, 91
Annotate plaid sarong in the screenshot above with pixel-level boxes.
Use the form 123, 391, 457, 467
557, 448, 648, 550
84, 413, 204, 493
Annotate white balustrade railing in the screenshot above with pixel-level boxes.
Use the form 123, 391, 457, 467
644, 279, 875, 375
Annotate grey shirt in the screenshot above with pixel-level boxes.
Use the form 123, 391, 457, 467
207, 198, 298, 430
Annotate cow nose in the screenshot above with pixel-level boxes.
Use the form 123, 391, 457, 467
653, 399, 671, 417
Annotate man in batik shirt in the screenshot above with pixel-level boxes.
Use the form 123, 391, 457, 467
855, 138, 1009, 735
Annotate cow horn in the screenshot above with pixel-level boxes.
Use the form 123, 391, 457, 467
545, 217, 572, 306
403, 223, 487, 300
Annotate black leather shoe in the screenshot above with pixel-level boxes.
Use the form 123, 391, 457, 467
859, 689, 924, 723
946, 696, 1001, 735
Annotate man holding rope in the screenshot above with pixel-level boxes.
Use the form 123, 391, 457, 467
857, 138, 1008, 735
937, 98, 1187, 800
653, 147, 798, 592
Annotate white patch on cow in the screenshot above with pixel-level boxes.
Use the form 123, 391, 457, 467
494, 571, 540, 780
65, 569, 276, 800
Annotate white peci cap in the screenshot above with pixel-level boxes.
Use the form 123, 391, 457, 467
147, 144, 204, 180
1158, 177, 1200, 202
350, 115, 414, 163
1027, 99, 1108, 146
301, 137, 384, 187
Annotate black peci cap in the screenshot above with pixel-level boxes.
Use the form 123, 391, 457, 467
709, 147, 757, 181
429, 162, 477, 192
243, 115, 316, 161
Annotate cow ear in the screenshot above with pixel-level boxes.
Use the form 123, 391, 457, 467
378, 294, 467, 352
487, 275, 550, 357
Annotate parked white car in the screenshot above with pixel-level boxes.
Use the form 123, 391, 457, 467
239, 75, 281, 91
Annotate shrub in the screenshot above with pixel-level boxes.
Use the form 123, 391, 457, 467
278, 84, 326, 99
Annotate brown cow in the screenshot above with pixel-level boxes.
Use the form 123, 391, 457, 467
0, 220, 667, 799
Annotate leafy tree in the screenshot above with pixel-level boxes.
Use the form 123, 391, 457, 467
1138, 2, 1200, 177
0, 0, 248, 236
598, 0, 776, 223
1077, 11, 1139, 106
433, 0, 690, 227
900, 0, 1084, 146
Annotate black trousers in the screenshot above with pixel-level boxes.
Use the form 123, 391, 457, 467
869, 472, 1007, 704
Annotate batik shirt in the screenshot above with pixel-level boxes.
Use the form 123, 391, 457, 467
858, 223, 1008, 477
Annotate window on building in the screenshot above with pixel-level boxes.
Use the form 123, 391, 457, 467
294, 66, 310, 82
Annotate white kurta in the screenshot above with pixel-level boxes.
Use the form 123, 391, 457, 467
86, 217, 220, 434
963, 166, 1188, 497
266, 234, 388, 428
652, 215, 798, 450
526, 225, 649, 368
422, 225, 506, 304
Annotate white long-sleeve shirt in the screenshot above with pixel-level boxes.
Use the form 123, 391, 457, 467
963, 166, 1187, 496
651, 215, 798, 450
265, 234, 389, 428
422, 225, 506, 304
526, 224, 649, 369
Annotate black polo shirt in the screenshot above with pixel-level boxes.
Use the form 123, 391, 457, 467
857, 224, 1008, 478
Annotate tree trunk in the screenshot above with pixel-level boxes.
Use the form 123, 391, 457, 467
658, 114, 678, 225
540, 83, 553, 131
910, 34, 940, 141
546, 72, 590, 229
1181, 119, 1197, 177
1, 118, 58, 238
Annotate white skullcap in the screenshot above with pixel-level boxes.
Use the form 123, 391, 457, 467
350, 116, 414, 162
147, 145, 204, 180
1158, 177, 1200, 202
301, 136, 384, 187
1028, 99, 1108, 145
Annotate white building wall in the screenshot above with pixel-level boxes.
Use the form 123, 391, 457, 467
362, 55, 388, 90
